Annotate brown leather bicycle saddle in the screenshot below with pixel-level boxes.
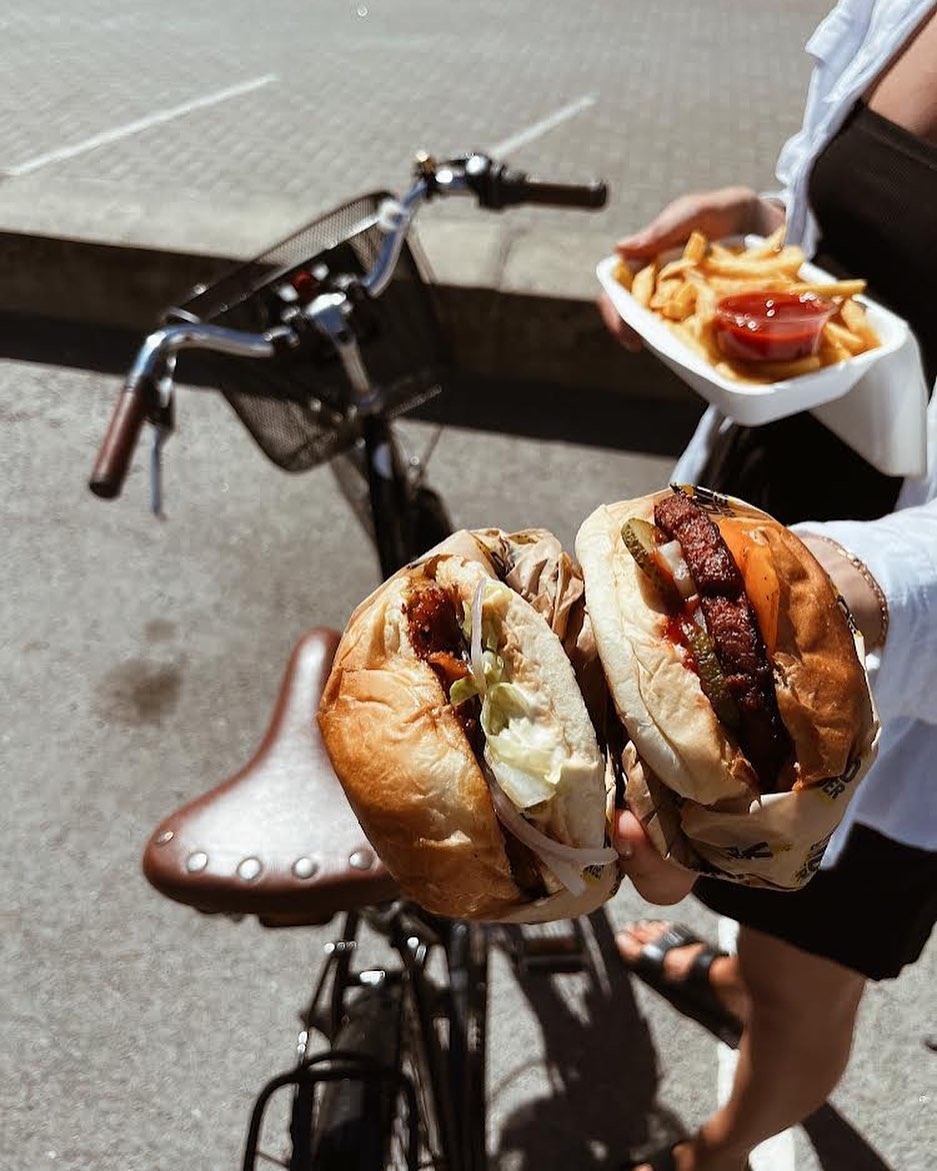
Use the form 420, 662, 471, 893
142, 627, 398, 926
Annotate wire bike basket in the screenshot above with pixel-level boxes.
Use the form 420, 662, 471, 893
168, 192, 450, 473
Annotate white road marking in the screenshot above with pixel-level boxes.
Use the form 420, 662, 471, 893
488, 93, 597, 156
716, 917, 797, 1171
6, 74, 278, 177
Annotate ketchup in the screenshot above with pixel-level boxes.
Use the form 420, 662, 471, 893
714, 292, 835, 363
663, 613, 698, 674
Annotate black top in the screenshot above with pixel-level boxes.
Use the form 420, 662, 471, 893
701, 102, 937, 523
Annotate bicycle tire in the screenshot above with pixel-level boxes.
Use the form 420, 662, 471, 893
310, 983, 443, 1171
331, 431, 453, 574
411, 485, 453, 557
310, 987, 402, 1170
447, 923, 489, 1171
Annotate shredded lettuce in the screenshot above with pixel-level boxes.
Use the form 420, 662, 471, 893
456, 576, 572, 812
481, 682, 569, 809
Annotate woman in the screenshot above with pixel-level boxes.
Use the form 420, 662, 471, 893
601, 2, 937, 1168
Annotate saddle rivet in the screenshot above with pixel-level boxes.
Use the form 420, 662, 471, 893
292, 857, 319, 880
186, 851, 209, 873
349, 848, 374, 871
154, 830, 174, 845
237, 857, 263, 882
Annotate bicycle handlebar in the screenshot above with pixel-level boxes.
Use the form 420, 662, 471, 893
89, 151, 608, 500
88, 323, 278, 499
89, 377, 155, 498
474, 163, 608, 211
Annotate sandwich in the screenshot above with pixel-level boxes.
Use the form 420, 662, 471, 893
317, 530, 619, 922
576, 485, 874, 807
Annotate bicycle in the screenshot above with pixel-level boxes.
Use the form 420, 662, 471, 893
89, 150, 606, 577
89, 150, 612, 1170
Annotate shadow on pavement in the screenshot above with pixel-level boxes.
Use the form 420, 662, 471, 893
804, 1102, 896, 1171
0, 311, 703, 460
491, 910, 685, 1170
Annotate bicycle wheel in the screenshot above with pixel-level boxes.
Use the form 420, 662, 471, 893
447, 922, 489, 1171
411, 484, 453, 557
362, 416, 454, 577
310, 984, 444, 1171
332, 428, 453, 575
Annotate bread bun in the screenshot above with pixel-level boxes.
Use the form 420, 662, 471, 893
318, 533, 616, 921
576, 490, 873, 803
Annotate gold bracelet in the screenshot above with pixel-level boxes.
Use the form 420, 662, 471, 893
808, 534, 890, 650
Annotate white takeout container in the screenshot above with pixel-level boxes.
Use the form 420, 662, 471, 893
597, 239, 930, 476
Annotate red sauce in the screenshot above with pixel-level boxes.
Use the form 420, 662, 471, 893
663, 613, 698, 674
714, 292, 835, 363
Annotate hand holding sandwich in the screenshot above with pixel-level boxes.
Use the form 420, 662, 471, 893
317, 492, 878, 920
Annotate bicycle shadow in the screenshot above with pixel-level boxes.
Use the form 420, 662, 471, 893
490, 910, 683, 1170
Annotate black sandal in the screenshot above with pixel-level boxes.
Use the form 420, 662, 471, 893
621, 922, 742, 1047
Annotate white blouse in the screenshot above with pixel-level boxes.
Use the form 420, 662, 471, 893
672, 0, 937, 860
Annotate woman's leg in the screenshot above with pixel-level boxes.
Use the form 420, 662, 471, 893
641, 924, 866, 1171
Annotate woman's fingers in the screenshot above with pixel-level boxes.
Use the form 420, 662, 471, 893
614, 810, 696, 905
615, 186, 763, 261
615, 195, 708, 259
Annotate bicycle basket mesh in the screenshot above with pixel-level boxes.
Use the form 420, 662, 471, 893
170, 192, 449, 472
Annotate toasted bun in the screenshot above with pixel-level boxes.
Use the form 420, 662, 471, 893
576, 490, 873, 802
317, 534, 613, 921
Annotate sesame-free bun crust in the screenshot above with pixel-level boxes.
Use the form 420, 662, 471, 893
317, 534, 613, 921
576, 491, 872, 802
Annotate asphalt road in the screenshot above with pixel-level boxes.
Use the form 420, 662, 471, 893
1, 346, 934, 1171
3, 0, 825, 243
2, 2, 936, 1170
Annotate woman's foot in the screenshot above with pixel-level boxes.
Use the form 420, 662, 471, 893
617, 920, 750, 1029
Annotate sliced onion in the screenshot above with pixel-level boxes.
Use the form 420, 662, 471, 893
485, 772, 617, 895
470, 577, 486, 695
656, 540, 696, 601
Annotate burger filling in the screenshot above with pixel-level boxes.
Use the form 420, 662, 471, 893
403, 569, 615, 895
622, 488, 792, 791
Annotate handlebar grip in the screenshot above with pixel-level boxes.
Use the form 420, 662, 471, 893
89, 380, 153, 499
492, 167, 608, 210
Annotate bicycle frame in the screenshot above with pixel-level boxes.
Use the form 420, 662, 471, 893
89, 149, 610, 1170
243, 903, 488, 1171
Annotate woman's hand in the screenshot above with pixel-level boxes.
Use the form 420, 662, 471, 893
598, 186, 786, 351
797, 533, 889, 652
613, 809, 697, 904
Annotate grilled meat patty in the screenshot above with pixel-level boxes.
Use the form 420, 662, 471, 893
654, 491, 792, 789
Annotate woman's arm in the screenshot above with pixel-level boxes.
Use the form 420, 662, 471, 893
796, 500, 937, 725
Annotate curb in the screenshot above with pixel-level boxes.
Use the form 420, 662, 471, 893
0, 215, 696, 406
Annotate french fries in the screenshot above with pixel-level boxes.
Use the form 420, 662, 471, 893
614, 231, 880, 383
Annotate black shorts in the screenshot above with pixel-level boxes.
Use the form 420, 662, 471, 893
694, 824, 937, 981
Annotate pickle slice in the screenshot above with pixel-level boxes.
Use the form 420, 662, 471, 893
681, 618, 741, 730
621, 519, 681, 607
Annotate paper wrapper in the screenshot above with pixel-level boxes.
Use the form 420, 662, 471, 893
616, 488, 881, 890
